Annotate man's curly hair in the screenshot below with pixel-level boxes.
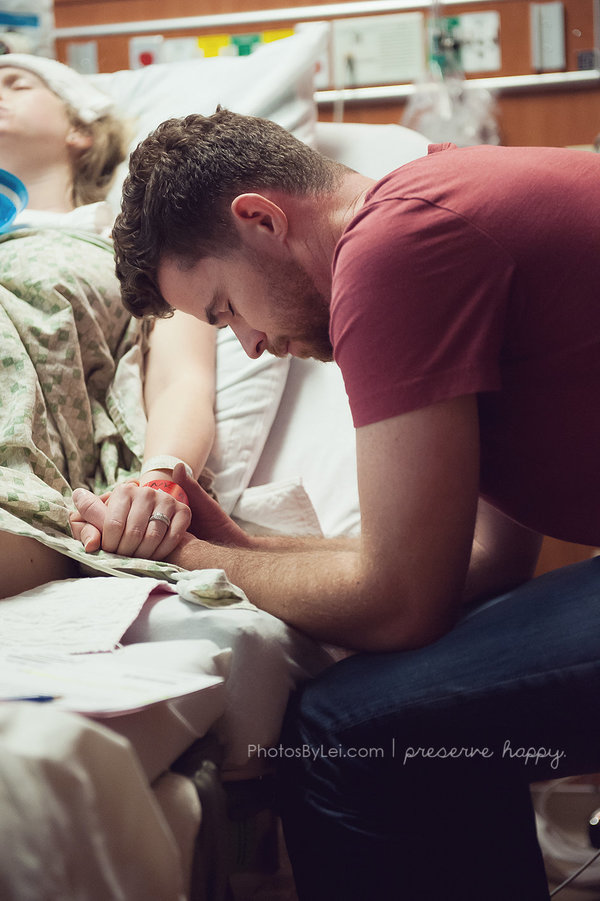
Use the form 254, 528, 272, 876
112, 108, 342, 318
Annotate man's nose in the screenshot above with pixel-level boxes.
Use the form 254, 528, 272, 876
230, 322, 266, 359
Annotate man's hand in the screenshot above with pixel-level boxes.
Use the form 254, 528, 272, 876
172, 463, 253, 548
70, 481, 191, 559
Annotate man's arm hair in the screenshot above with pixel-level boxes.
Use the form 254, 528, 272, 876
462, 498, 542, 608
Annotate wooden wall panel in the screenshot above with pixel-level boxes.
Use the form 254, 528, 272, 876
318, 85, 600, 146
54, 0, 600, 146
496, 87, 600, 145
53, 0, 596, 78
535, 538, 596, 576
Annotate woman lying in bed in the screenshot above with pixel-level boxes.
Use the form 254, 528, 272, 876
0, 55, 215, 596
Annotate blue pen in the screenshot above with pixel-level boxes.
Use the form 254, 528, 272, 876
3, 696, 56, 703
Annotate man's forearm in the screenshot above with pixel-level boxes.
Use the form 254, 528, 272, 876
252, 533, 358, 553
170, 536, 364, 645
462, 501, 543, 607
462, 540, 540, 607
168, 534, 454, 652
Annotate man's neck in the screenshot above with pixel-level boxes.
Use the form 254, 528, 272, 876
280, 171, 374, 299
332, 170, 374, 237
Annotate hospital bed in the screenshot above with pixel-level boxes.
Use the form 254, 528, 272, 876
0, 24, 431, 900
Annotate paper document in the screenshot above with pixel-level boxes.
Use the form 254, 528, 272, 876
0, 576, 172, 654
0, 650, 223, 716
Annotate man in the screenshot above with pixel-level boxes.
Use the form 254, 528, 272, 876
73, 109, 600, 899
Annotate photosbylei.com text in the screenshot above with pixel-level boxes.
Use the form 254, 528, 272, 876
248, 739, 566, 770
248, 743, 385, 762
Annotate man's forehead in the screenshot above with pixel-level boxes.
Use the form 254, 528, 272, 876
157, 253, 219, 321
158, 253, 197, 283
156, 255, 196, 304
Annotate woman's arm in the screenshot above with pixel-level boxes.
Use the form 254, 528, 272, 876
140, 311, 216, 484
71, 312, 216, 558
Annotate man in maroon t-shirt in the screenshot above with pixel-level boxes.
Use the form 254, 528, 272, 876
73, 110, 600, 900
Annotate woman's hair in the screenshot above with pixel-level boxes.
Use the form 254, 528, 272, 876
66, 106, 129, 207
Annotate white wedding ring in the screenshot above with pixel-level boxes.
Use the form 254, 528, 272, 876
148, 511, 172, 528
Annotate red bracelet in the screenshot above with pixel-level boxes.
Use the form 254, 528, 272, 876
142, 479, 189, 506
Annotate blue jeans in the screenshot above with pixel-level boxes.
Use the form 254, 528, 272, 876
278, 558, 600, 900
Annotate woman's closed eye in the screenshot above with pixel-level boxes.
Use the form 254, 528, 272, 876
4, 74, 34, 91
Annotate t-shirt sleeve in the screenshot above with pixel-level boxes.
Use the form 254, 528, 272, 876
331, 196, 516, 428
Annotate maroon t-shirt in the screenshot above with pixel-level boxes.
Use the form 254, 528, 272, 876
331, 143, 600, 545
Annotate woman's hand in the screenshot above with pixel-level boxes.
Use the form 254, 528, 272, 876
70, 480, 192, 560
70, 462, 253, 562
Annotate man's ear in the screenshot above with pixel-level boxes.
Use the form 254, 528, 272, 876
231, 193, 288, 245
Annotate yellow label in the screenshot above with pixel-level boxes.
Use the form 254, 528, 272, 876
196, 34, 231, 57
262, 28, 295, 43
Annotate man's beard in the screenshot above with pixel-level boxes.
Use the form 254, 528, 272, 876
256, 253, 333, 362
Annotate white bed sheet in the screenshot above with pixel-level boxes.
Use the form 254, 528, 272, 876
0, 702, 186, 901
0, 574, 333, 777
122, 592, 334, 773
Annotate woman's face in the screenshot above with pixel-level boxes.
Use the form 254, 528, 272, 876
0, 67, 74, 160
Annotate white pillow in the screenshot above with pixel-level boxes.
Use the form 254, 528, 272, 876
250, 358, 360, 537
315, 121, 431, 178
89, 23, 329, 214
208, 329, 290, 515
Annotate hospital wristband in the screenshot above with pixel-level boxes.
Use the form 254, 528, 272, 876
142, 479, 189, 506
141, 455, 193, 480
